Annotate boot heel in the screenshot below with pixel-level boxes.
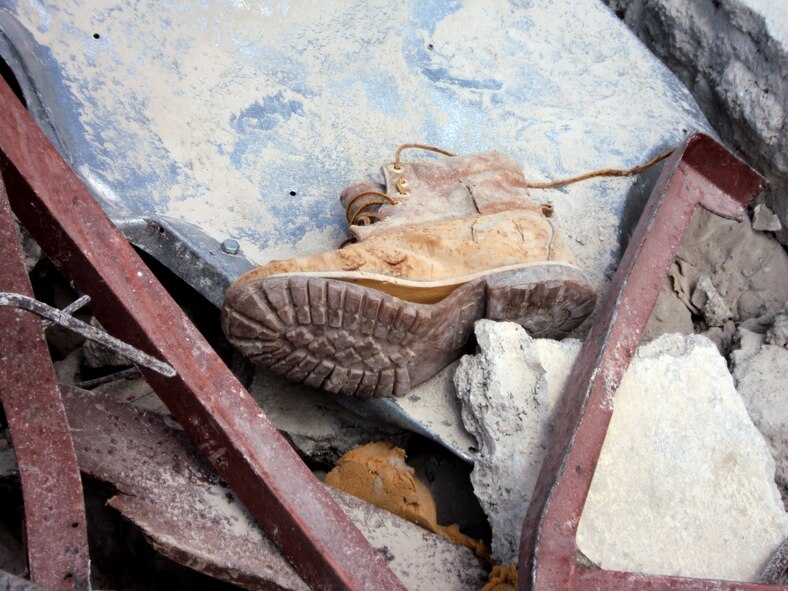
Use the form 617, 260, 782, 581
484, 264, 596, 339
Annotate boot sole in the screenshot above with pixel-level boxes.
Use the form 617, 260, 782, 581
222, 265, 596, 397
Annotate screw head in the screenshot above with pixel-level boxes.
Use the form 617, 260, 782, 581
221, 239, 240, 255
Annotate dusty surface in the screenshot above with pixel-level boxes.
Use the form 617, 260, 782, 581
645, 208, 788, 341
455, 320, 788, 580
4, 0, 711, 298
61, 386, 488, 591
325, 442, 487, 559
332, 361, 478, 462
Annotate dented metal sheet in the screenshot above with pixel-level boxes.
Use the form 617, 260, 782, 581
0, 0, 716, 454
61, 385, 488, 591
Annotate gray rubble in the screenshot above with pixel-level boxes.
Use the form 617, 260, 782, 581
666, 209, 788, 332
731, 328, 788, 492
767, 303, 788, 347
753, 204, 783, 233
604, 0, 788, 244
455, 320, 788, 581
692, 275, 734, 327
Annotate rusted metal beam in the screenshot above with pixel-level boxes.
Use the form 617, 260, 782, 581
0, 180, 90, 591
517, 133, 785, 591
0, 76, 405, 590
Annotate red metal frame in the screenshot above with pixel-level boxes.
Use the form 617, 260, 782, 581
0, 77, 406, 590
517, 134, 786, 591
0, 179, 90, 591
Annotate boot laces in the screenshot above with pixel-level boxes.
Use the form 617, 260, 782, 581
339, 142, 675, 246
344, 144, 457, 228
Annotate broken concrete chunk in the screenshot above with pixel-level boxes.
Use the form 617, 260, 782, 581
643, 279, 694, 340
60, 386, 487, 590
249, 370, 408, 466
454, 320, 579, 563
753, 204, 783, 233
731, 328, 788, 492
455, 320, 788, 581
692, 275, 734, 327
767, 303, 788, 348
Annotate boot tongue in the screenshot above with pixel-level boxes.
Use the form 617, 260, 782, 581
342, 151, 540, 242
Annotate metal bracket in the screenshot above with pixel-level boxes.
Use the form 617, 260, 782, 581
517, 133, 785, 591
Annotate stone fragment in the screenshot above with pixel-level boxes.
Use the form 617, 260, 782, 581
731, 328, 788, 492
643, 279, 694, 340
249, 370, 408, 466
767, 303, 788, 348
753, 204, 783, 232
455, 320, 788, 581
692, 275, 734, 327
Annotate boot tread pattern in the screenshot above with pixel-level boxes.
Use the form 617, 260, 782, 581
223, 265, 596, 397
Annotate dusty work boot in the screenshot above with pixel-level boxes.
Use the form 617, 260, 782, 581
222, 145, 596, 397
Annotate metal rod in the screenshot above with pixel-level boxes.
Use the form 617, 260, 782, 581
517, 133, 778, 591
75, 366, 138, 390
0, 293, 175, 378
42, 294, 91, 329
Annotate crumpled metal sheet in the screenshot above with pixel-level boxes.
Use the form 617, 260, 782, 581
0, 0, 714, 457
60, 385, 488, 591
0, 0, 712, 303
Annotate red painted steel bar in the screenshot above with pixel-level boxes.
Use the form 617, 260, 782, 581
0, 77, 406, 590
0, 180, 90, 591
517, 133, 786, 591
